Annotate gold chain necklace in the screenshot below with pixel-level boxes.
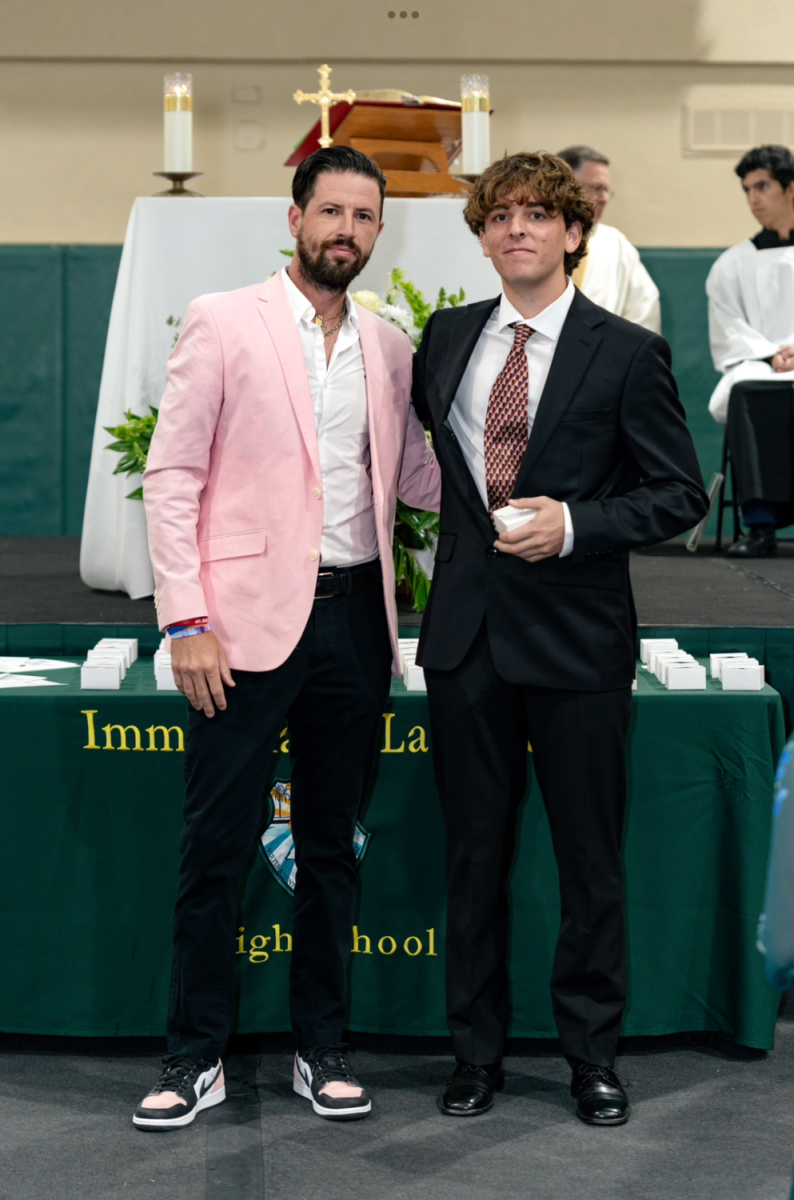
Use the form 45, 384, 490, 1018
314, 301, 347, 339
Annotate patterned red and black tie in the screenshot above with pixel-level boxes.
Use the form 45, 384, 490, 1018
484, 322, 533, 512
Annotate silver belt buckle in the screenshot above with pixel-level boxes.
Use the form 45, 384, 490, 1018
315, 569, 336, 599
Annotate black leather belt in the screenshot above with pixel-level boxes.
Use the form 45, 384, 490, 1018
314, 560, 382, 600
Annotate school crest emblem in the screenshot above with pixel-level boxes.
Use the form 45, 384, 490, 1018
259, 780, 371, 894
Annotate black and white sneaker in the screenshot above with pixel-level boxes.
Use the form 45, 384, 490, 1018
293, 1044, 372, 1120
133, 1054, 225, 1129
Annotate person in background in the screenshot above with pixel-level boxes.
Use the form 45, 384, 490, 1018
706, 144, 794, 558
558, 145, 661, 333
135, 146, 439, 1128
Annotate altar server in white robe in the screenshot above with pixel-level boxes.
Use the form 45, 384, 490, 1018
558, 145, 661, 333
706, 144, 794, 558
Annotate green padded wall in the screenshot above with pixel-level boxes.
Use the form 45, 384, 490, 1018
0, 245, 726, 537
0, 245, 122, 536
639, 248, 724, 531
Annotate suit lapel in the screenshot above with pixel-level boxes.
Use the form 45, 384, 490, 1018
513, 291, 604, 490
255, 274, 321, 482
437, 298, 500, 422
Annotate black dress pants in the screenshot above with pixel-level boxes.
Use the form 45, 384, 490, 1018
166, 578, 392, 1061
728, 380, 794, 524
425, 622, 632, 1069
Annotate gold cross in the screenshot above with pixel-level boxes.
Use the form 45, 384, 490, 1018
294, 64, 356, 150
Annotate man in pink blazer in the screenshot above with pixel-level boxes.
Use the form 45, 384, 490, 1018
134, 147, 439, 1128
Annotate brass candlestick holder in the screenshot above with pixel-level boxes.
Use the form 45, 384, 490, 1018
153, 172, 204, 197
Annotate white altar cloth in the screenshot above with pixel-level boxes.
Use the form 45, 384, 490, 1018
80, 197, 499, 599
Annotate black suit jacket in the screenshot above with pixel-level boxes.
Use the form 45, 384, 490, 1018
412, 288, 709, 691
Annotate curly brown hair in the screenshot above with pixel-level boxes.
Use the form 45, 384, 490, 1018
463, 151, 595, 275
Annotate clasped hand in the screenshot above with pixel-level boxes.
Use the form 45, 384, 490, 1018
772, 345, 794, 373
494, 496, 566, 563
171, 630, 235, 717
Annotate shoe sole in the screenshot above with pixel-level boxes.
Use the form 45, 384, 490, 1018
133, 1084, 226, 1129
293, 1075, 371, 1120
576, 1104, 631, 1127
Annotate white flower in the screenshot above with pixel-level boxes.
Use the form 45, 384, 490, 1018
376, 303, 420, 343
351, 290, 383, 313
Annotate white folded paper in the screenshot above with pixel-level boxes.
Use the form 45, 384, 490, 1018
721, 662, 765, 690
0, 674, 64, 688
80, 661, 122, 690
639, 638, 678, 665
492, 505, 538, 534
0, 657, 79, 672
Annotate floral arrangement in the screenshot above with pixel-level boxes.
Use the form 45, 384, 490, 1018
106, 269, 465, 611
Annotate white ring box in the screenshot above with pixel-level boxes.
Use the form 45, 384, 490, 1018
721, 662, 764, 690
640, 638, 678, 666
658, 655, 698, 685
492, 504, 538, 534
652, 652, 695, 681
85, 649, 127, 679
153, 652, 179, 691
665, 663, 707, 690
403, 661, 426, 691
710, 652, 750, 679
81, 660, 122, 690
92, 643, 132, 669
95, 637, 138, 664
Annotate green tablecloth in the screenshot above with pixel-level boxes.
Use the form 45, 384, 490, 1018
0, 656, 784, 1048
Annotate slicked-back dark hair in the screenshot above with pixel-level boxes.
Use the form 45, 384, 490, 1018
735, 144, 794, 190
557, 145, 610, 172
291, 146, 387, 213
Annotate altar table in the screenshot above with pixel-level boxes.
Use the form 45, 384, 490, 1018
0, 652, 783, 1049
79, 197, 499, 600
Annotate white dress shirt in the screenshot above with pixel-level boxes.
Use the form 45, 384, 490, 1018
449, 277, 575, 556
282, 267, 378, 567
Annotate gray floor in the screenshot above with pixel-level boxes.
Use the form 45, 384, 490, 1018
6, 535, 794, 627
2, 1021, 794, 1199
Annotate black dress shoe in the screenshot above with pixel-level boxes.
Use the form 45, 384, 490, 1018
727, 525, 777, 558
570, 1062, 630, 1126
440, 1060, 504, 1116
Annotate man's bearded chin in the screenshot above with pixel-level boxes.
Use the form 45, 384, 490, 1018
295, 234, 370, 292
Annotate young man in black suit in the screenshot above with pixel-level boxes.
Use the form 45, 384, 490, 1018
412, 152, 708, 1125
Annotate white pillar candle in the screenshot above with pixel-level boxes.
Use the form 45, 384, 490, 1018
461, 74, 490, 175
164, 73, 193, 173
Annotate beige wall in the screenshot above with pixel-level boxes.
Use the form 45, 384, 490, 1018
2, 0, 794, 245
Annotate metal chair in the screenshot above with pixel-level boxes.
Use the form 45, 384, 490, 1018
714, 428, 741, 551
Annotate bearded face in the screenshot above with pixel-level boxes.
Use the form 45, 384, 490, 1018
295, 229, 371, 293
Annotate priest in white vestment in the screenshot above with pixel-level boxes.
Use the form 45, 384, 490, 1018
706, 144, 794, 557
558, 145, 661, 333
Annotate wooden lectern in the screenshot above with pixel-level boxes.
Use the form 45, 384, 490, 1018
286, 101, 469, 197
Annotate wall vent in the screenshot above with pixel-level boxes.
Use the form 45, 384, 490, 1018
683, 107, 794, 156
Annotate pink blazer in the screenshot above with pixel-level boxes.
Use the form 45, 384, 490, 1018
144, 272, 440, 674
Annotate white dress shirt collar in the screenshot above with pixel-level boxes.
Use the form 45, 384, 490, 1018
281, 265, 360, 333
495, 275, 575, 341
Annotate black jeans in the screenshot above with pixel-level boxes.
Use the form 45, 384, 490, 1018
166, 578, 392, 1060
425, 622, 632, 1069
